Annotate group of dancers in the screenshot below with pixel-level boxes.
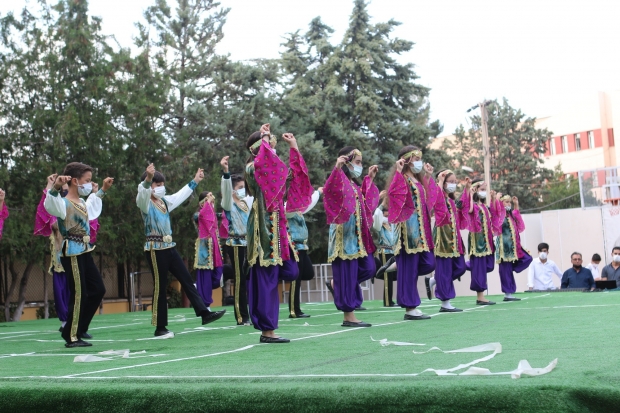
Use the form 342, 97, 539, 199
0, 123, 532, 347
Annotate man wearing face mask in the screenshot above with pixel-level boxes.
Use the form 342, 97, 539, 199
137, 163, 226, 338
527, 243, 563, 290
585, 254, 602, 280
44, 162, 114, 347
561, 252, 595, 290
220, 156, 254, 326
494, 195, 532, 301
601, 247, 620, 288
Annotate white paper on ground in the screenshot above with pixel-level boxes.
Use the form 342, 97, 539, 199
74, 349, 157, 363
370, 337, 426, 347
371, 339, 557, 379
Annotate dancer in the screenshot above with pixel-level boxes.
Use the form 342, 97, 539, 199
466, 180, 504, 305
495, 195, 532, 301
324, 146, 379, 327
0, 188, 7, 239
137, 164, 225, 338
245, 124, 312, 343
425, 170, 470, 312
386, 146, 438, 320
192, 191, 224, 309
372, 191, 398, 307
220, 157, 252, 325
44, 163, 113, 347
286, 187, 322, 318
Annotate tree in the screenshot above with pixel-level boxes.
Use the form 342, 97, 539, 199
444, 98, 554, 210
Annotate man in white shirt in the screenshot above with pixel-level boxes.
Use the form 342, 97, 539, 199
528, 242, 563, 290
585, 253, 602, 280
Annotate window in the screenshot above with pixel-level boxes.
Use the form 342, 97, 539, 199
549, 138, 556, 155
574, 133, 581, 151
588, 131, 595, 149
561, 136, 568, 153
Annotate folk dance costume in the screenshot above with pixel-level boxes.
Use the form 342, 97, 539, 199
430, 180, 470, 312
0, 201, 7, 239
466, 185, 504, 303
324, 154, 379, 324
44, 188, 106, 346
192, 201, 223, 308
286, 190, 321, 318
137, 179, 225, 336
245, 139, 312, 342
495, 195, 532, 301
221, 175, 253, 325
387, 162, 439, 320
372, 207, 398, 307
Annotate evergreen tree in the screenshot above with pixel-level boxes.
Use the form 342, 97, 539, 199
444, 98, 555, 210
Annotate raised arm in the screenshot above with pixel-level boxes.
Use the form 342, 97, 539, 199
387, 170, 414, 224
254, 139, 288, 212
302, 190, 321, 215
323, 164, 356, 225
165, 180, 198, 213
34, 187, 56, 237
285, 140, 313, 213
136, 181, 152, 214
512, 197, 526, 233
372, 207, 384, 232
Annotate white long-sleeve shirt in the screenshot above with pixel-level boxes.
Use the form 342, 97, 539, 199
527, 258, 563, 289
372, 207, 388, 232
585, 263, 601, 279
136, 181, 194, 215
44, 190, 103, 221
220, 175, 254, 212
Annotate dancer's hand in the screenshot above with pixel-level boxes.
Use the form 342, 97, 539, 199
318, 187, 324, 194
379, 190, 387, 199
368, 165, 379, 180
145, 163, 155, 181
495, 192, 503, 201
194, 168, 205, 184
463, 177, 471, 190
395, 159, 405, 173
102, 177, 114, 192
46, 174, 58, 190
424, 163, 434, 175
260, 123, 270, 134
0, 188, 4, 202
220, 156, 229, 173
282, 133, 298, 150
91, 183, 99, 193
335, 156, 348, 169
54, 175, 71, 190
512, 196, 519, 210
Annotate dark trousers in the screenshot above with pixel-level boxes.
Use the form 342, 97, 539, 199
145, 248, 208, 328
60, 252, 106, 343
288, 250, 313, 316
224, 245, 249, 324
375, 253, 396, 306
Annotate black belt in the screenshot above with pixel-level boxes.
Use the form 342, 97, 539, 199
229, 236, 246, 240
66, 234, 88, 243
146, 235, 164, 242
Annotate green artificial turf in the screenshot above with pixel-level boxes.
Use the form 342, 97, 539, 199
1, 291, 619, 412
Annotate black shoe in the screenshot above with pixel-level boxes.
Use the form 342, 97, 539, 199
404, 314, 431, 320
457, 276, 461, 282
65, 339, 92, 348
375, 256, 396, 280
325, 280, 335, 297
154, 328, 174, 337
289, 312, 310, 319
342, 320, 371, 327
355, 306, 367, 311
439, 307, 463, 313
79, 332, 93, 339
58, 327, 63, 333
260, 335, 290, 343
237, 320, 251, 326
424, 277, 432, 300
503, 297, 521, 302
389, 303, 399, 307
201, 309, 226, 325
476, 300, 496, 306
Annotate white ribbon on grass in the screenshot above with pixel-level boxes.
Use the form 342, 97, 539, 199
74, 349, 166, 363
371, 339, 557, 379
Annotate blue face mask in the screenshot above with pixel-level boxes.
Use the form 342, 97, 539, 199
411, 160, 423, 173
78, 182, 92, 196
349, 164, 363, 178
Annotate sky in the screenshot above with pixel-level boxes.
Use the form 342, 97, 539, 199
1, 0, 619, 134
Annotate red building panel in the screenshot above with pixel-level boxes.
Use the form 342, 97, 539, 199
608, 128, 614, 147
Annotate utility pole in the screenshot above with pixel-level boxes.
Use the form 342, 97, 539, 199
479, 101, 491, 193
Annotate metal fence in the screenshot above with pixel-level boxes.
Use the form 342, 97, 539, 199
579, 166, 620, 208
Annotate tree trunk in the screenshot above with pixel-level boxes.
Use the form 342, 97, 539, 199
11, 262, 34, 322
5, 261, 23, 322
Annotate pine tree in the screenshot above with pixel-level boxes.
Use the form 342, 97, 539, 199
444, 98, 555, 210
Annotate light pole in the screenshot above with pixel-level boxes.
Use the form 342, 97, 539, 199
468, 101, 493, 192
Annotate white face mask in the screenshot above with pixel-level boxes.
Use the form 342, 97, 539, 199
78, 182, 92, 196
478, 191, 487, 199
235, 188, 246, 199
505, 206, 512, 211
613, 255, 620, 263
445, 183, 457, 193
349, 164, 363, 178
411, 160, 423, 173
152, 186, 166, 199
539, 252, 548, 260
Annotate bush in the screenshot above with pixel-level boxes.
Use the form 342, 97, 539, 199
35, 301, 58, 319
0, 303, 19, 322
167, 285, 182, 309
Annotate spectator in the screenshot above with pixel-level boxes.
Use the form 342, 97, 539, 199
585, 253, 602, 281
561, 252, 595, 290
527, 242, 563, 290
600, 247, 620, 288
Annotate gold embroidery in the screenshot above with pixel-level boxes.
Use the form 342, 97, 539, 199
69, 200, 87, 216
151, 199, 167, 214
434, 199, 460, 258
497, 215, 518, 263
382, 251, 389, 305
395, 178, 429, 255
468, 205, 492, 257
70, 256, 81, 342
327, 182, 368, 262
193, 238, 215, 270
289, 280, 296, 317
150, 249, 160, 327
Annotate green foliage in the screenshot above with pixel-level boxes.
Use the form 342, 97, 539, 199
35, 301, 58, 319
444, 98, 555, 210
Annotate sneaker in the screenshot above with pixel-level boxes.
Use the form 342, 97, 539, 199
64, 339, 92, 348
